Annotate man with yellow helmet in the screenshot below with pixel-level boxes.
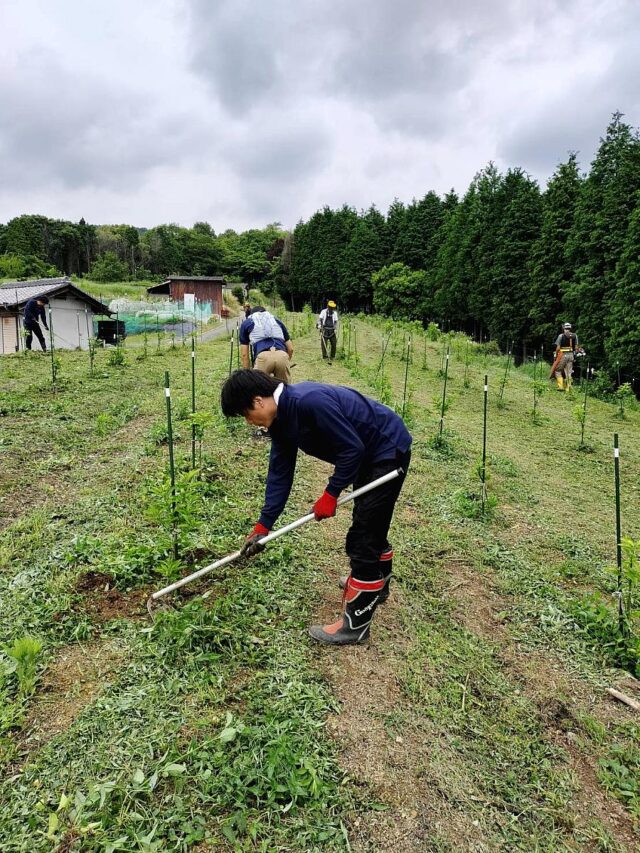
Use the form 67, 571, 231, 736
317, 300, 339, 362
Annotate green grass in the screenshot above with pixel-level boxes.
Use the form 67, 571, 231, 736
1, 318, 639, 849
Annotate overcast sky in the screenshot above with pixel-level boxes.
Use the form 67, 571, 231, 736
1, 0, 639, 232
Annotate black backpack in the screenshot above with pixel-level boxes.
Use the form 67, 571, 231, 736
323, 310, 335, 335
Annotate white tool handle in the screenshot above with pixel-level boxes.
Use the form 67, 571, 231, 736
151, 467, 402, 601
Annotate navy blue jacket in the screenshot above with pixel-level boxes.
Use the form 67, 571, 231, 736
24, 298, 48, 328
239, 317, 290, 360
259, 382, 412, 528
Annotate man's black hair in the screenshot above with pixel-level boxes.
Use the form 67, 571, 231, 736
248, 305, 266, 315
221, 369, 280, 416
39, 296, 50, 304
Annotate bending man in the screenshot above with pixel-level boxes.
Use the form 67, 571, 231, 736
221, 369, 412, 646
239, 306, 293, 383
23, 295, 50, 351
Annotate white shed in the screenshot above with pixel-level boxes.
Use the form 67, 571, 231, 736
0, 278, 110, 354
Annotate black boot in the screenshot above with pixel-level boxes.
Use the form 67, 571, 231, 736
309, 576, 385, 645
338, 549, 393, 603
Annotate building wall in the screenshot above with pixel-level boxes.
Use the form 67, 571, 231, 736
1, 316, 20, 354
1, 296, 96, 354
168, 281, 223, 315
48, 295, 95, 350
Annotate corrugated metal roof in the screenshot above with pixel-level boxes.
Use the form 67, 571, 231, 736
0, 278, 110, 315
0, 277, 70, 291
0, 278, 72, 307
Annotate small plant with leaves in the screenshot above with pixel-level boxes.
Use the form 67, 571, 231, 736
88, 336, 99, 374
3, 636, 43, 697
107, 345, 126, 367
614, 383, 634, 420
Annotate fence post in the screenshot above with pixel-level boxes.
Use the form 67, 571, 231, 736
614, 433, 624, 634
165, 371, 179, 560
191, 336, 197, 469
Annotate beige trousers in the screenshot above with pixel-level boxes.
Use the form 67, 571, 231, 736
555, 352, 574, 381
254, 348, 291, 383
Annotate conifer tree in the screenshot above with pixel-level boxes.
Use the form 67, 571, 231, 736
606, 195, 640, 378
528, 153, 582, 346
565, 113, 640, 365
488, 169, 543, 348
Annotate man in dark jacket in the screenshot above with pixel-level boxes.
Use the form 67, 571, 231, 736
220, 369, 412, 645
239, 306, 293, 383
23, 296, 50, 351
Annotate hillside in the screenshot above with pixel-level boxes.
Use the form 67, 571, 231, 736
0, 319, 639, 850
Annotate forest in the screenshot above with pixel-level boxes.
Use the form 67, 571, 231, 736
1, 113, 638, 383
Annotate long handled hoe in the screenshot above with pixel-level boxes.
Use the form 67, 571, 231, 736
147, 468, 403, 618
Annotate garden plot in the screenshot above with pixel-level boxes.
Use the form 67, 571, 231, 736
1, 318, 639, 851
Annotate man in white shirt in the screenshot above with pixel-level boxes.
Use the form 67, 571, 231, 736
317, 300, 339, 362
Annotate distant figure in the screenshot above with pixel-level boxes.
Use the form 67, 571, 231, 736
243, 302, 252, 319
317, 300, 339, 362
239, 306, 293, 383
23, 296, 50, 351
551, 322, 583, 391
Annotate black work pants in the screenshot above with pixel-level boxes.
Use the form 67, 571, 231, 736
345, 450, 410, 582
25, 322, 47, 351
321, 332, 336, 359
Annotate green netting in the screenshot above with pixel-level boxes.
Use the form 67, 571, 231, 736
106, 298, 218, 335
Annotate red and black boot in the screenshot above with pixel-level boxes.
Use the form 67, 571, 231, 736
338, 549, 393, 603
309, 576, 385, 645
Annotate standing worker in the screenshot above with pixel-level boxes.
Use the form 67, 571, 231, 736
239, 306, 294, 384
317, 300, 338, 363
551, 322, 582, 391
220, 369, 412, 646
23, 295, 50, 351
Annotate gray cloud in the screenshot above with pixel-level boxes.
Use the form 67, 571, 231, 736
0, 52, 212, 193
0, 0, 639, 230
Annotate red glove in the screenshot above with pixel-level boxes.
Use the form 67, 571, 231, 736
241, 522, 270, 557
312, 491, 338, 521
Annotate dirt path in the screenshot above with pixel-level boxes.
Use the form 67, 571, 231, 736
306, 480, 638, 851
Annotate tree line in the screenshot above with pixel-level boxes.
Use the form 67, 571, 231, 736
0, 217, 286, 289
279, 113, 640, 382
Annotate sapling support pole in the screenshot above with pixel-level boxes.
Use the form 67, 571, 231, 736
47, 307, 56, 387
438, 348, 450, 437
422, 336, 428, 371
376, 330, 392, 380
402, 336, 411, 419
191, 336, 196, 469
580, 362, 591, 447
228, 329, 234, 376
236, 321, 240, 368
498, 348, 512, 405
164, 371, 179, 561
481, 374, 488, 513
148, 467, 403, 611
613, 433, 624, 634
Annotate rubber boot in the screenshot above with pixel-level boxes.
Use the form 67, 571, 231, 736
555, 375, 564, 391
339, 549, 393, 603
309, 576, 385, 645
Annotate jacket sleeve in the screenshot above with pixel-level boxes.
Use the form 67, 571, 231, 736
40, 305, 49, 329
301, 393, 365, 496
258, 440, 298, 528
276, 320, 290, 341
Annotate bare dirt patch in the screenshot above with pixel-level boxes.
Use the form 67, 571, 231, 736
22, 639, 126, 751
309, 552, 483, 851
75, 571, 149, 622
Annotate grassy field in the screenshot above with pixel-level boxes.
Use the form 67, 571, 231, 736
0, 317, 639, 851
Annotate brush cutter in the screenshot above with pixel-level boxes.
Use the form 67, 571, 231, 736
146, 467, 402, 618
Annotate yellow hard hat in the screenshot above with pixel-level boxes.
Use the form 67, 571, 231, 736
327, 300, 337, 308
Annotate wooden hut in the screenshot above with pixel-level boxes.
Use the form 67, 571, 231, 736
146, 276, 226, 316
